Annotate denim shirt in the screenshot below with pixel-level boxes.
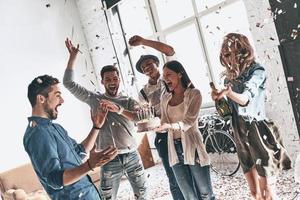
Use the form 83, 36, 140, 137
23, 116, 100, 200
225, 62, 267, 122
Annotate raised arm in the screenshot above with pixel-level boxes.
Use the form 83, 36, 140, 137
129, 35, 175, 56
65, 38, 80, 70
63, 38, 95, 104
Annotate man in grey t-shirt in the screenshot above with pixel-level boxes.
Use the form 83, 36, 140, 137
63, 38, 147, 200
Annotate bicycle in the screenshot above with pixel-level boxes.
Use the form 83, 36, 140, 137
198, 113, 240, 176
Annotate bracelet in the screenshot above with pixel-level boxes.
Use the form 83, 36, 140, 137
117, 106, 124, 115
87, 159, 94, 171
92, 126, 101, 130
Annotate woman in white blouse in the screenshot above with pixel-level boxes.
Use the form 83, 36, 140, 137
155, 60, 215, 200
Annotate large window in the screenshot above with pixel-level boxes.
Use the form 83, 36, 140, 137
112, 0, 253, 107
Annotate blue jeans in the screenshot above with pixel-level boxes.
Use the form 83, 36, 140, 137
155, 133, 185, 200
99, 150, 147, 200
172, 139, 215, 200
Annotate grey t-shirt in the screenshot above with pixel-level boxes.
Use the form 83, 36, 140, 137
63, 69, 138, 154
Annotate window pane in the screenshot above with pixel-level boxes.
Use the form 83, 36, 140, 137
153, 0, 194, 29
118, 0, 153, 37
199, 0, 254, 88
118, 0, 155, 88
165, 23, 212, 105
196, 0, 225, 12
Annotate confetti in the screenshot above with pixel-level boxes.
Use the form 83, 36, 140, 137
71, 26, 74, 39
46, 4, 50, 8
256, 159, 262, 165
263, 135, 267, 140
291, 29, 298, 40
37, 78, 43, 84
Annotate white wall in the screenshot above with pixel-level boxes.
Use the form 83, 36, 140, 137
244, 0, 300, 159
0, 0, 98, 172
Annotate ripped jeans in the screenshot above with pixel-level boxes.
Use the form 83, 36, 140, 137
172, 139, 215, 200
99, 150, 147, 200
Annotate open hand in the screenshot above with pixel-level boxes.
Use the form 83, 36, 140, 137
91, 102, 108, 128
88, 146, 118, 169
65, 38, 80, 58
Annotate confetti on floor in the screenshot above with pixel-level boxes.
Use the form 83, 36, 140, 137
117, 162, 299, 200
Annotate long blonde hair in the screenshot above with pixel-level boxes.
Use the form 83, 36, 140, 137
220, 33, 255, 80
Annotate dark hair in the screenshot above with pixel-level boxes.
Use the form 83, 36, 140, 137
27, 75, 59, 107
100, 65, 119, 79
220, 33, 255, 80
163, 60, 195, 91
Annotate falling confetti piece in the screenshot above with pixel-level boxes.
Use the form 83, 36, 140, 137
256, 159, 262, 165
90, 80, 95, 86
263, 135, 267, 140
278, 9, 283, 14
46, 4, 50, 8
123, 48, 128, 56
294, 3, 297, 8
269, 37, 275, 41
37, 78, 43, 84
291, 29, 298, 40
85, 58, 88, 71
71, 26, 74, 39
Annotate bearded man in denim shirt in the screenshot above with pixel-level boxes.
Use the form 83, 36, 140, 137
23, 75, 117, 200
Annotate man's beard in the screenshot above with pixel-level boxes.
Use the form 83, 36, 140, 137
44, 103, 58, 120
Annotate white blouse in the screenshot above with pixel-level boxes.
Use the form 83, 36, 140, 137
160, 88, 211, 167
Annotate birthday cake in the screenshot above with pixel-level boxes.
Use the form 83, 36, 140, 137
137, 117, 161, 132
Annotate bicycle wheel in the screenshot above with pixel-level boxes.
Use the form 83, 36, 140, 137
204, 130, 240, 176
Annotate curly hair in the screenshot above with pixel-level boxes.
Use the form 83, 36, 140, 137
219, 33, 255, 80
